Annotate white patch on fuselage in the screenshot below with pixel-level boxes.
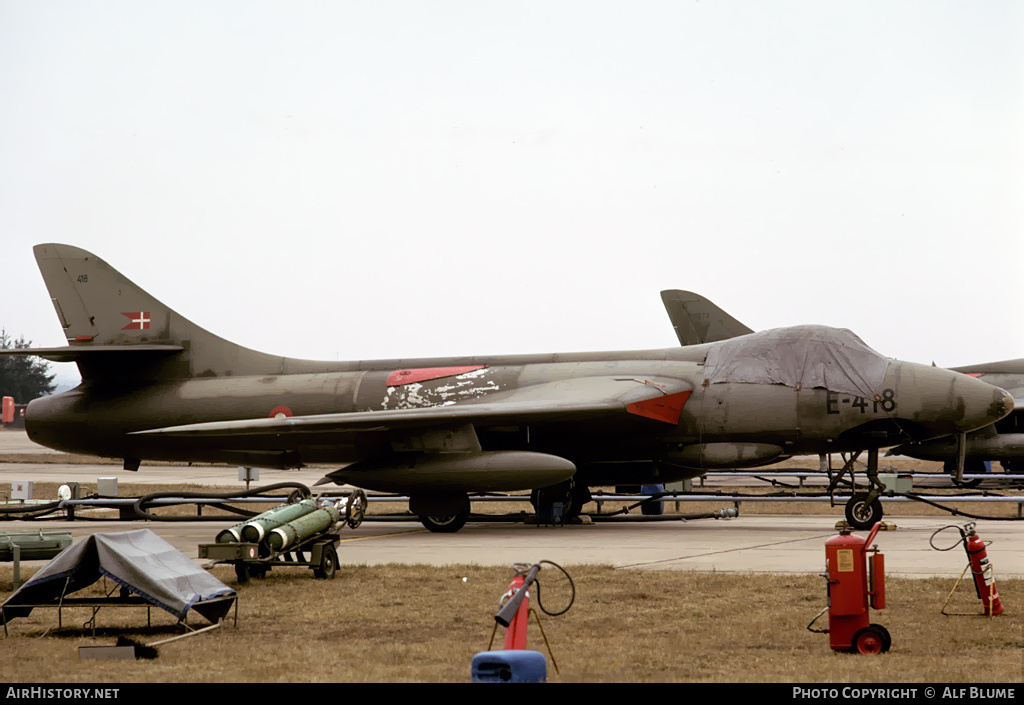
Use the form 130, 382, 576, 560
381, 369, 501, 409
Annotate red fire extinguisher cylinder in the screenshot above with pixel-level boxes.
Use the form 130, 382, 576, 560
964, 525, 1003, 616
496, 564, 541, 650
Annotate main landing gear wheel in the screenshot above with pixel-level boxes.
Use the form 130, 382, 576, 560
531, 479, 590, 522
313, 543, 338, 580
419, 510, 469, 533
845, 493, 883, 530
346, 489, 367, 529
853, 624, 890, 654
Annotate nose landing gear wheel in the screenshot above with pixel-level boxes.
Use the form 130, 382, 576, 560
845, 493, 883, 530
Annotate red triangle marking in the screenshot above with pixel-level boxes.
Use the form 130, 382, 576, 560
386, 365, 487, 387
626, 390, 692, 424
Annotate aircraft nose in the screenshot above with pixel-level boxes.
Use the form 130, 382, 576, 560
955, 374, 1015, 432
891, 362, 1015, 438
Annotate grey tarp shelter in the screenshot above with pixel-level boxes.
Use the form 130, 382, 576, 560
1, 529, 236, 629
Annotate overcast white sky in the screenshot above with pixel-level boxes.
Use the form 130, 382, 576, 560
1, 2, 1021, 388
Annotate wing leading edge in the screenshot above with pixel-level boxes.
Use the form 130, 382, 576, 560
131, 375, 694, 444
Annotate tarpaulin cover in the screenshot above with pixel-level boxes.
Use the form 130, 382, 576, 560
703, 325, 890, 398
1, 529, 235, 623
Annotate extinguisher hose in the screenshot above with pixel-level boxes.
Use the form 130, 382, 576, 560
533, 559, 576, 617
928, 525, 967, 551
495, 560, 575, 628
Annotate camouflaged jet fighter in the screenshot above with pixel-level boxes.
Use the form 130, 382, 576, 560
1, 246, 1013, 533
662, 289, 1024, 499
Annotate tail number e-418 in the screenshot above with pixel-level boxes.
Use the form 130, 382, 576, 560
826, 389, 897, 415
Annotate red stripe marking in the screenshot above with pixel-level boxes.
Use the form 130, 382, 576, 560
386, 365, 487, 386
626, 390, 692, 424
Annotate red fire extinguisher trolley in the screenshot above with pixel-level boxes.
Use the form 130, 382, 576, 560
809, 521, 890, 654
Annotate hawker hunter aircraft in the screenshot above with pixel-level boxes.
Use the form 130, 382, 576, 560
661, 290, 1024, 490
1, 245, 1013, 532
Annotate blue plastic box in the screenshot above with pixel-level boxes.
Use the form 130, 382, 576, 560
471, 650, 547, 683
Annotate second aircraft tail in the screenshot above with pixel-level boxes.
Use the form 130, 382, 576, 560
660, 289, 753, 346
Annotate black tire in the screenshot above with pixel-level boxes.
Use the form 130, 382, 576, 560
314, 544, 338, 579
234, 562, 250, 585
531, 479, 588, 523
845, 493, 883, 530
870, 623, 892, 653
346, 489, 367, 529
853, 625, 887, 654
419, 510, 469, 533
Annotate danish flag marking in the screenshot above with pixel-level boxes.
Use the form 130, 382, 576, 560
121, 312, 151, 330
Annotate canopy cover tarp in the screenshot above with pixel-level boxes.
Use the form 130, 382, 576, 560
703, 325, 890, 398
1, 529, 235, 623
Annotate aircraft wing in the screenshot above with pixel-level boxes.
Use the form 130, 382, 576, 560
131, 375, 694, 444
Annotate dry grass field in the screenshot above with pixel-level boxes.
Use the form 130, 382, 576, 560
0, 564, 1020, 684
1, 451, 1021, 683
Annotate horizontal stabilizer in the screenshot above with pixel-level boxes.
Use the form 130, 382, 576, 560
0, 344, 184, 363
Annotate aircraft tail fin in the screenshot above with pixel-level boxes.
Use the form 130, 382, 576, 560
660, 290, 753, 346
25, 244, 321, 381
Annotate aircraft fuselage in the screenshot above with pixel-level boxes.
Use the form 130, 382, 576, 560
26, 350, 1011, 487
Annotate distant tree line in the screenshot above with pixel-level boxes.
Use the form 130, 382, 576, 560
1, 329, 55, 403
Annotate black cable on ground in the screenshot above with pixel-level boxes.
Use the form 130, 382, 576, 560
0, 483, 315, 522
900, 492, 1024, 522
589, 511, 735, 522
130, 482, 311, 521
0, 500, 65, 520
